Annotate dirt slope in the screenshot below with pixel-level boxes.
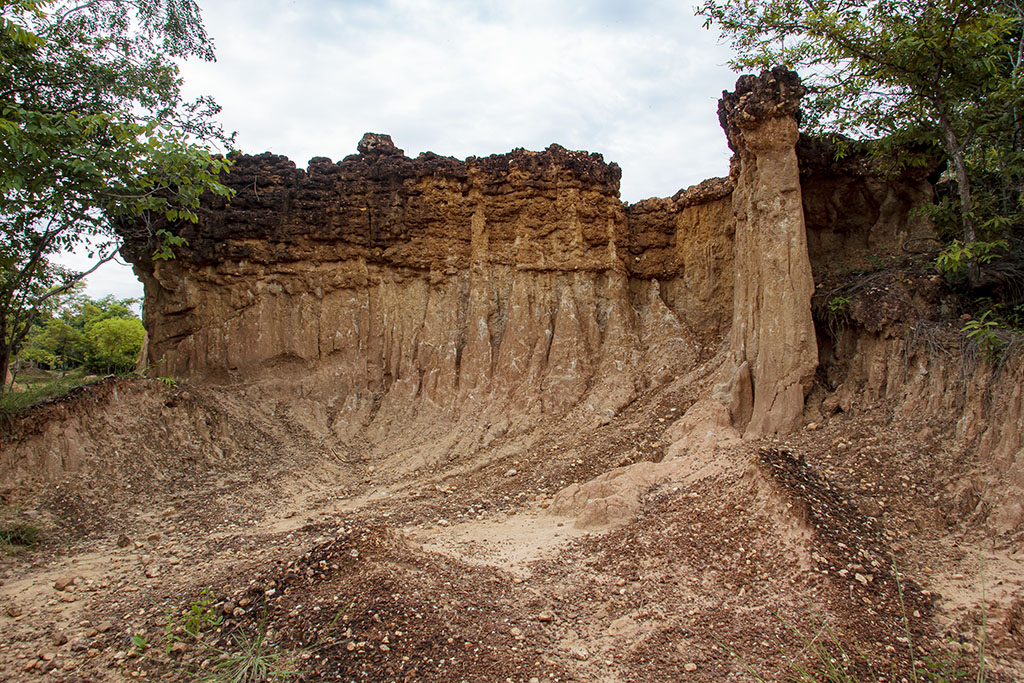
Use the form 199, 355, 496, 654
1, 346, 1022, 682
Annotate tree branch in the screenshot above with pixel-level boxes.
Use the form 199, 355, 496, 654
30, 248, 121, 310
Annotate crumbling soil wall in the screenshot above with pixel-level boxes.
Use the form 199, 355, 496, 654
818, 316, 1024, 533
0, 378, 332, 501
122, 138, 742, 453
122, 120, 936, 448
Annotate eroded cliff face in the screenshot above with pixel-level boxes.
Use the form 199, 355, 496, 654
125, 136, 735, 454
798, 135, 938, 274
122, 78, 939, 457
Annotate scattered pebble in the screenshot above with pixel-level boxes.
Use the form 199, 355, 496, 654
570, 645, 590, 661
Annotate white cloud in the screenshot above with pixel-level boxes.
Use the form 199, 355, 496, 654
80, 0, 740, 299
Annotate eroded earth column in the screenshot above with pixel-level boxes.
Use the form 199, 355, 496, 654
719, 68, 818, 437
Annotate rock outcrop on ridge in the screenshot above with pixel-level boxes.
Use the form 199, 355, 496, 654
120, 77, 936, 457
122, 140, 731, 454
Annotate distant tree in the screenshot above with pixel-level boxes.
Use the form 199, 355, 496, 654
697, 0, 1024, 260
19, 316, 83, 369
73, 294, 137, 327
0, 0, 233, 389
17, 293, 141, 373
86, 316, 144, 373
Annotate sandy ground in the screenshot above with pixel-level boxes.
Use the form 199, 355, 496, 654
1, 378, 1023, 682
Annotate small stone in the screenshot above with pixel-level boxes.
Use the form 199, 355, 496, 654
854, 572, 873, 586
145, 565, 160, 578
96, 620, 113, 633
685, 662, 698, 672
510, 627, 523, 640
69, 639, 89, 652
505, 469, 518, 477
346, 641, 356, 652
147, 533, 162, 543
570, 645, 590, 661
221, 601, 236, 615
52, 631, 68, 646
86, 648, 100, 658
38, 651, 55, 661
170, 642, 187, 655
857, 499, 883, 518
380, 644, 390, 652
5, 602, 22, 617
54, 576, 75, 591
116, 534, 131, 548
536, 610, 554, 623
806, 422, 819, 431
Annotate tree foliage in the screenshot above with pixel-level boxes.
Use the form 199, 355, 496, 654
86, 316, 144, 372
0, 0, 233, 389
17, 293, 143, 373
697, 0, 1024, 257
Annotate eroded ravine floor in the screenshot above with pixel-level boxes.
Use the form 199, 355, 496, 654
2, 383, 1023, 682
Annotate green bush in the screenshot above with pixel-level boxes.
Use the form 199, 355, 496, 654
0, 521, 43, 555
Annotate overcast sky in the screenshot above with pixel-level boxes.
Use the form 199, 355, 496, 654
60, 0, 738, 302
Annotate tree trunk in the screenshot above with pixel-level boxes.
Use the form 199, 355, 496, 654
0, 344, 11, 394
936, 111, 977, 245
935, 107, 984, 286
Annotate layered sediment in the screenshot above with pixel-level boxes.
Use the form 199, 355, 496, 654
718, 67, 818, 437
122, 77, 937, 451
123, 136, 737, 449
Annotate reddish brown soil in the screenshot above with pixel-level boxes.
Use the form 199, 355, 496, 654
1, 376, 1022, 683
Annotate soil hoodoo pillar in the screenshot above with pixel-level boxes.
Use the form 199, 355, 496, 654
719, 68, 818, 438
